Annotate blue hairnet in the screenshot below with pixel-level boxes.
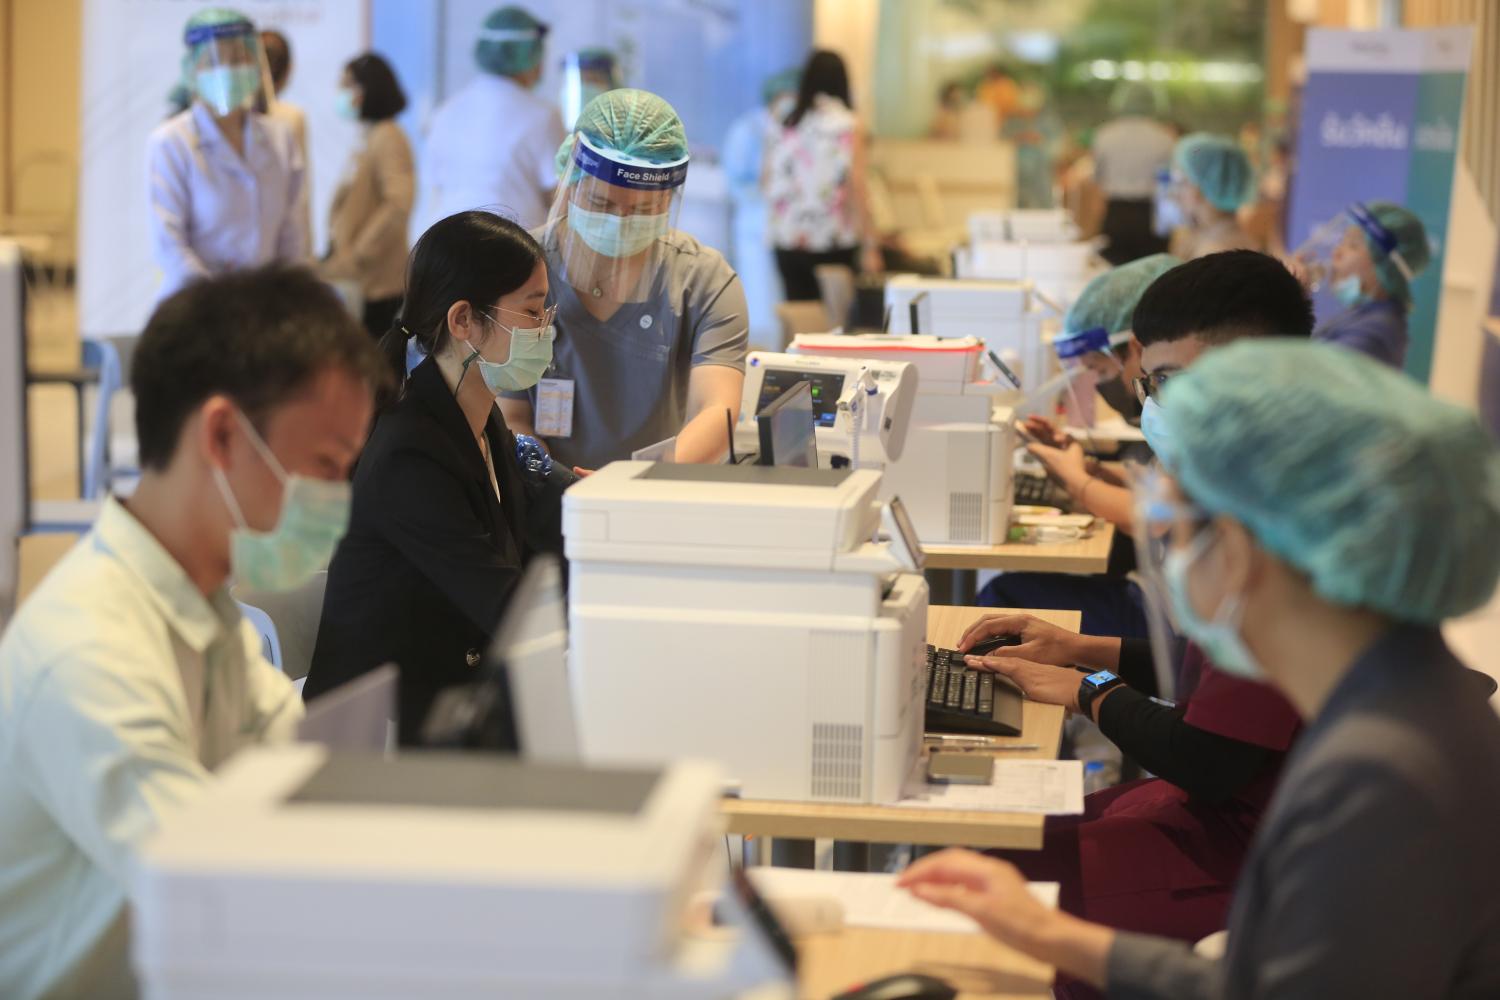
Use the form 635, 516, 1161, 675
1064, 254, 1180, 337
1161, 339, 1500, 624
475, 6, 546, 77
554, 88, 688, 181
1173, 133, 1254, 213
1364, 200, 1431, 306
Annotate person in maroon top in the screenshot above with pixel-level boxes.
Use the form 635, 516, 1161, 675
956, 252, 1314, 997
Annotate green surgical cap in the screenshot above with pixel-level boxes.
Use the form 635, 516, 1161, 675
1161, 339, 1500, 624
1364, 200, 1431, 306
1065, 254, 1181, 337
475, 6, 546, 77
554, 88, 688, 181
1174, 133, 1254, 213
762, 68, 800, 105
181, 8, 255, 91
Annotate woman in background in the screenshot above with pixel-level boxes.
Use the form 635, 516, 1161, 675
322, 53, 416, 338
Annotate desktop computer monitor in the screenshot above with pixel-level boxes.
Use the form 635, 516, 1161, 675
299, 663, 397, 751
756, 379, 819, 469
421, 555, 579, 762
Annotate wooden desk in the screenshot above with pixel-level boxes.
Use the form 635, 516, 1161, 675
720, 607, 1078, 851
797, 926, 1053, 999
924, 522, 1115, 574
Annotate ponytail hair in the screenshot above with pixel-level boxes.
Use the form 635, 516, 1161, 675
379, 210, 546, 403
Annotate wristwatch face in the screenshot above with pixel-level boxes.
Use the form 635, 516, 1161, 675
1084, 670, 1118, 689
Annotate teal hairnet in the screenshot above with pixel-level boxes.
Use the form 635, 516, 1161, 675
1110, 82, 1161, 118
554, 88, 689, 182
762, 68, 800, 105
1173, 133, 1254, 213
1160, 339, 1500, 624
474, 6, 546, 77
1064, 254, 1181, 337
1364, 200, 1431, 306
180, 7, 255, 91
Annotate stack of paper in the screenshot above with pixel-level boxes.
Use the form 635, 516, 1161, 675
746, 868, 1060, 934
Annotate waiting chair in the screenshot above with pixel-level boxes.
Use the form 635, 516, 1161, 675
233, 571, 329, 681
774, 301, 832, 351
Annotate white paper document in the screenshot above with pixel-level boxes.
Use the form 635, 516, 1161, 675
746, 868, 1060, 934
895, 759, 1085, 815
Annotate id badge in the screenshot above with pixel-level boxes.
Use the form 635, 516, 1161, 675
535, 377, 574, 439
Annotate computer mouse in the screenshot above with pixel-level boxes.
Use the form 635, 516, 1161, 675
967, 633, 1022, 657
831, 971, 958, 1000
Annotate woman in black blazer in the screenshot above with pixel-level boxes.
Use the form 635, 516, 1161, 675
305, 211, 573, 742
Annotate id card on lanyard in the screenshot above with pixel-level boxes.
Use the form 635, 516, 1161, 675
536, 377, 574, 439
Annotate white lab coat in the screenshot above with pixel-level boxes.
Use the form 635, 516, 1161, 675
146, 102, 307, 301
416, 74, 566, 237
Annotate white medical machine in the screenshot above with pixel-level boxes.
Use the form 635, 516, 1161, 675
791, 334, 1017, 546
131, 746, 794, 999
564, 462, 929, 803
734, 351, 918, 470
881, 274, 1055, 392
958, 210, 1104, 309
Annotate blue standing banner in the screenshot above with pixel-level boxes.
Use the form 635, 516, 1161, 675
1287, 27, 1473, 383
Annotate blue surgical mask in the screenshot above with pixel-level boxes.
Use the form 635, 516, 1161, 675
462, 309, 556, 394
335, 87, 360, 121
212, 410, 352, 593
195, 65, 261, 117
1163, 529, 1263, 680
1140, 397, 1172, 460
568, 205, 668, 258
1333, 273, 1367, 307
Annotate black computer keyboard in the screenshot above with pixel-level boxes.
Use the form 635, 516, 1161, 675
1014, 471, 1072, 510
924, 635, 1025, 737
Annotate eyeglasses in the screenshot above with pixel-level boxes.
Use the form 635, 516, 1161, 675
1133, 369, 1177, 404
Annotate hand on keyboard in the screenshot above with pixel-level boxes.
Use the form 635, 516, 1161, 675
957, 613, 1085, 668
924, 640, 1024, 737
959, 657, 1088, 715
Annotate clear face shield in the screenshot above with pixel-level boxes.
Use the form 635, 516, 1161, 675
1291, 201, 1414, 296
185, 21, 274, 119
1128, 462, 1210, 699
542, 132, 688, 305
560, 51, 621, 131
1053, 326, 1130, 428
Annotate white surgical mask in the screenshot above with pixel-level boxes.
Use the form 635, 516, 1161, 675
461, 308, 557, 394
1140, 397, 1172, 459
568, 205, 668, 258
1333, 273, 1367, 307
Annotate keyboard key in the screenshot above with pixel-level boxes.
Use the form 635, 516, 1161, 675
961, 670, 978, 711
979, 672, 994, 715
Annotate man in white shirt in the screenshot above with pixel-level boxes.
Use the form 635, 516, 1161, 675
416, 6, 566, 235
0, 266, 389, 999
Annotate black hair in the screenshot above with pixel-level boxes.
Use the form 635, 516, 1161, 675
1132, 250, 1315, 347
785, 50, 850, 128
133, 265, 390, 471
346, 52, 407, 122
379, 211, 545, 396
260, 30, 291, 90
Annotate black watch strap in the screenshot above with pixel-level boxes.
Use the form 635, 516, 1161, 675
1077, 669, 1126, 717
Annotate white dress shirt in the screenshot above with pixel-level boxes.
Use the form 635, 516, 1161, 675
417, 74, 566, 234
146, 102, 307, 301
0, 498, 303, 1000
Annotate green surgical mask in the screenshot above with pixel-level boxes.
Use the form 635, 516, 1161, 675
213, 410, 352, 593
462, 307, 557, 394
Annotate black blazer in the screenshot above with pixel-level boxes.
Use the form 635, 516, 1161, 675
305, 357, 564, 743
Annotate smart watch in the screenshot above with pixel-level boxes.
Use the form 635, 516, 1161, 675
1077, 669, 1126, 717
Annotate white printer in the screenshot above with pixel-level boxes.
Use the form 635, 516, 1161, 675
734, 350, 917, 468
882, 274, 1055, 392
131, 745, 792, 999
564, 462, 928, 803
792, 334, 1016, 546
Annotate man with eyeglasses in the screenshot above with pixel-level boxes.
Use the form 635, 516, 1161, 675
955, 251, 1316, 996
